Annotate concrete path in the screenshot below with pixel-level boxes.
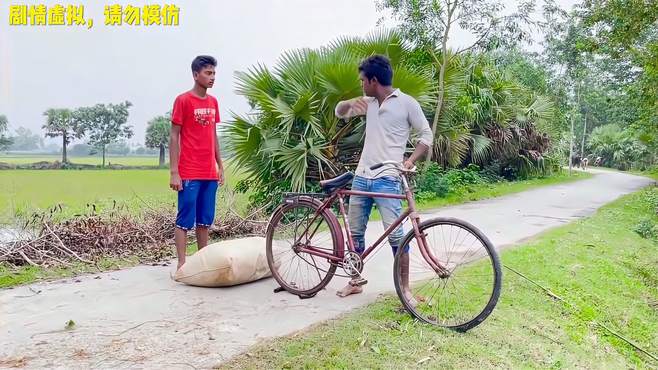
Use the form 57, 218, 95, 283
0, 169, 653, 369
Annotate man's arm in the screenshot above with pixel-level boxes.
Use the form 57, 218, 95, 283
335, 100, 352, 119
404, 99, 434, 169
335, 97, 369, 120
215, 134, 224, 185
405, 142, 430, 168
169, 124, 182, 191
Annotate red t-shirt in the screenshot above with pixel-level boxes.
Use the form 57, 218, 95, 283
171, 91, 220, 180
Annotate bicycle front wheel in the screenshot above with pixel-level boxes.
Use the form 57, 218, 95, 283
393, 217, 502, 332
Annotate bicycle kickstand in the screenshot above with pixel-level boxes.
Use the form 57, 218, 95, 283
273, 286, 317, 300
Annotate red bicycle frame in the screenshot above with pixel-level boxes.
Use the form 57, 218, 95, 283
292, 173, 447, 274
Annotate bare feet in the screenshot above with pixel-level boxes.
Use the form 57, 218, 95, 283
176, 260, 185, 271
336, 283, 363, 297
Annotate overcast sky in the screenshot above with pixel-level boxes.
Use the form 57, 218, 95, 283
0, 0, 578, 145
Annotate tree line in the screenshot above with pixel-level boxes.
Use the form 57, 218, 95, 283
0, 106, 174, 168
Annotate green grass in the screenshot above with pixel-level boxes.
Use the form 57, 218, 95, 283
0, 164, 249, 220
0, 257, 142, 288
0, 155, 165, 166
638, 169, 658, 181
222, 188, 658, 369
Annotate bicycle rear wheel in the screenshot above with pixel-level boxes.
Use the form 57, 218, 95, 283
266, 197, 341, 297
393, 217, 502, 332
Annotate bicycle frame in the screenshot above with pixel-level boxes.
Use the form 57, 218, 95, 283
291, 173, 447, 273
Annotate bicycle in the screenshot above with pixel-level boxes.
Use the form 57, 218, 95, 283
265, 161, 502, 332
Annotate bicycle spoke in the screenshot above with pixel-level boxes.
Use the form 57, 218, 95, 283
268, 202, 338, 295
397, 220, 500, 331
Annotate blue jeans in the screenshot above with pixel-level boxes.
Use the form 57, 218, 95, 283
176, 180, 218, 230
348, 176, 404, 255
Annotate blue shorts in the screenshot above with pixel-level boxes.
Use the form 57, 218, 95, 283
176, 180, 218, 230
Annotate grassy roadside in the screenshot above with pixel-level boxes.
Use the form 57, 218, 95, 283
635, 168, 658, 181
0, 171, 591, 289
593, 166, 657, 182
222, 187, 658, 369
0, 257, 142, 288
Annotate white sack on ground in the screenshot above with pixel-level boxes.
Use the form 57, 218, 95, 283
174, 237, 271, 287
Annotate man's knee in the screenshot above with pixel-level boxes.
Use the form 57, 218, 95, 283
348, 204, 369, 237
176, 201, 196, 230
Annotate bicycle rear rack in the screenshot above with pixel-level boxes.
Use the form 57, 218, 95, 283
283, 192, 327, 199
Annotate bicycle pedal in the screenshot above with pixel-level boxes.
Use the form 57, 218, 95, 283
349, 278, 368, 287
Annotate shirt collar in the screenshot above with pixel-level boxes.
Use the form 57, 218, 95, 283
366, 89, 400, 105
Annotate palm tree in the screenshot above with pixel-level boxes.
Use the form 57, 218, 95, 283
588, 124, 622, 168
224, 30, 436, 192
226, 31, 558, 204
587, 124, 648, 170
426, 53, 555, 176
43, 108, 84, 163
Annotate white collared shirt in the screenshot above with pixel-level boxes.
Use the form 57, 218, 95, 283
336, 89, 433, 178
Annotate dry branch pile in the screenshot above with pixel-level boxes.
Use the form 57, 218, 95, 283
1, 204, 267, 268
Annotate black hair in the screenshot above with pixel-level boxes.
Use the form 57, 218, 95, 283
191, 55, 217, 73
358, 55, 393, 86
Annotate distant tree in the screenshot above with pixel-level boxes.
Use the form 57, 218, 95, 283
75, 101, 133, 167
145, 113, 171, 167
106, 140, 131, 156
43, 108, 85, 163
69, 143, 92, 156
0, 115, 12, 151
9, 127, 42, 151
42, 142, 62, 154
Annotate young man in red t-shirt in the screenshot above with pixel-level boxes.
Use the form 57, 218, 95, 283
169, 55, 224, 270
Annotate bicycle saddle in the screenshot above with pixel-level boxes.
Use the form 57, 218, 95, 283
319, 172, 354, 194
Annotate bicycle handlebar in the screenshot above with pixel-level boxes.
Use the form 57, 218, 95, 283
369, 163, 384, 170
369, 161, 417, 173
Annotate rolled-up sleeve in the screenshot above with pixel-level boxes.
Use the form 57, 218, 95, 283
408, 98, 433, 147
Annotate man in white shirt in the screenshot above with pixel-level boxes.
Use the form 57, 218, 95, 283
335, 55, 433, 300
